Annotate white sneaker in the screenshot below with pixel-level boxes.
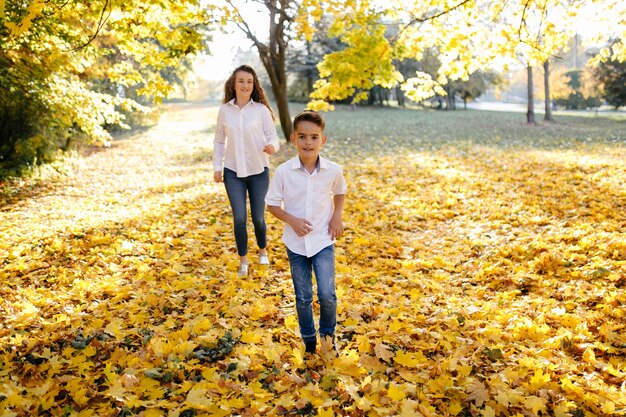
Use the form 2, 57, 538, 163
259, 255, 270, 265
237, 263, 249, 277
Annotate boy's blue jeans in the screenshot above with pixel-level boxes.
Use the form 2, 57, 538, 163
287, 245, 337, 344
223, 167, 269, 257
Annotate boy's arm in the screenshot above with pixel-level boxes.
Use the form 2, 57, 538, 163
328, 194, 346, 238
267, 205, 314, 237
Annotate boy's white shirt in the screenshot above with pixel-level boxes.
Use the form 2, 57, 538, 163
213, 99, 280, 178
266, 156, 347, 257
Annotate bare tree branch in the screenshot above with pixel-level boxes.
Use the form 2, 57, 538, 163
42, 0, 72, 18
70, 0, 112, 51
392, 0, 473, 44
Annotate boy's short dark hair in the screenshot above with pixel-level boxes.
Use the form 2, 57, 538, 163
293, 109, 325, 131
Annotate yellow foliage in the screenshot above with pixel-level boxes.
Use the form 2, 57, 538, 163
1, 103, 625, 417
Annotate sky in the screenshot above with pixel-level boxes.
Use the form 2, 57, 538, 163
193, 4, 267, 82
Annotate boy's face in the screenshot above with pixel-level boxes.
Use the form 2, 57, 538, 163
290, 120, 327, 160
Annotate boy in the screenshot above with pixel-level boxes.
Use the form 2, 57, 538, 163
265, 110, 347, 355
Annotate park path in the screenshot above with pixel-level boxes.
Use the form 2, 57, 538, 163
0, 102, 221, 253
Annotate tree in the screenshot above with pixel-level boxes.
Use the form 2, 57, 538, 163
543, 60, 553, 121
1, 0, 216, 167
305, 0, 625, 117
457, 71, 502, 109
287, 16, 344, 103
527, 65, 536, 124
594, 46, 626, 109
224, 0, 305, 141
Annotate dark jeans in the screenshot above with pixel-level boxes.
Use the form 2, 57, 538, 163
223, 167, 269, 257
287, 245, 337, 343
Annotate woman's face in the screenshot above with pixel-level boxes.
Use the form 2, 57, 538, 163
234, 71, 254, 101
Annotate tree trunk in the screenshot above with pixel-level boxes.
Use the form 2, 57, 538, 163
446, 89, 456, 110
526, 65, 535, 124
396, 85, 405, 107
543, 60, 553, 122
241, 0, 293, 142
257, 48, 291, 143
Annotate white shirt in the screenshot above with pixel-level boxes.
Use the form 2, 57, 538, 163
266, 156, 347, 257
213, 99, 280, 178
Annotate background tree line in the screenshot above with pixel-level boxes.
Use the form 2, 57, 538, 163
0, 0, 216, 171
1, 0, 624, 172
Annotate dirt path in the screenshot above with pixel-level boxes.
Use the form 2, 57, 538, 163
0, 102, 220, 251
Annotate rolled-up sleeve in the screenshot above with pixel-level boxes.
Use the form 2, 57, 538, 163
333, 169, 347, 195
265, 167, 284, 207
213, 108, 226, 172
262, 107, 280, 152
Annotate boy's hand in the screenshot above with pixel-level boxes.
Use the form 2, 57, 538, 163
290, 218, 313, 237
329, 216, 344, 239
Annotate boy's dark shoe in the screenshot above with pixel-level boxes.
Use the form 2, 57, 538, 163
320, 334, 339, 357
304, 340, 317, 355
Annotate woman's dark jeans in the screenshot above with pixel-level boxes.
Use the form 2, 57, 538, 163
223, 167, 269, 257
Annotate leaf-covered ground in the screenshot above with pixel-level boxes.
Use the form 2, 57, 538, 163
1, 102, 625, 417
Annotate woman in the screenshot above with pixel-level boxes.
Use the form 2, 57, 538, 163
213, 65, 280, 277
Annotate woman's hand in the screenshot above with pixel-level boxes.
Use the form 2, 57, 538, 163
214, 171, 223, 183
263, 144, 276, 155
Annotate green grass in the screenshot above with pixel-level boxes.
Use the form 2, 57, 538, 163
279, 104, 626, 164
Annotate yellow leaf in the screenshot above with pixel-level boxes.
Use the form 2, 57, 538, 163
318, 407, 334, 417
106, 380, 126, 402
582, 347, 595, 364
374, 342, 394, 362
481, 406, 496, 417
601, 401, 616, 414
284, 315, 298, 330
190, 317, 212, 334
529, 369, 550, 391
554, 404, 574, 417
356, 335, 371, 353
185, 386, 213, 408
466, 380, 489, 407
457, 364, 473, 377
524, 396, 547, 414
240, 330, 263, 344
292, 347, 304, 367
83, 345, 97, 357
397, 399, 419, 416
394, 350, 426, 367
387, 383, 406, 402
72, 387, 90, 406
105, 318, 125, 340
449, 400, 463, 415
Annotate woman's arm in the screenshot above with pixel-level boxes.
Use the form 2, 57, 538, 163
262, 106, 280, 154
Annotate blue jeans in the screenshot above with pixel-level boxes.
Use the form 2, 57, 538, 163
223, 167, 269, 257
287, 245, 337, 343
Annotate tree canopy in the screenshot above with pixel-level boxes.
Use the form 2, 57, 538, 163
299, 0, 626, 110
0, 0, 216, 167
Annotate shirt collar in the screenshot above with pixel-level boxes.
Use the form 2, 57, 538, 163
226, 98, 255, 108
290, 156, 327, 172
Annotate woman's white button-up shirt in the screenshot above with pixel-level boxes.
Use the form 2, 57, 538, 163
213, 99, 280, 178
